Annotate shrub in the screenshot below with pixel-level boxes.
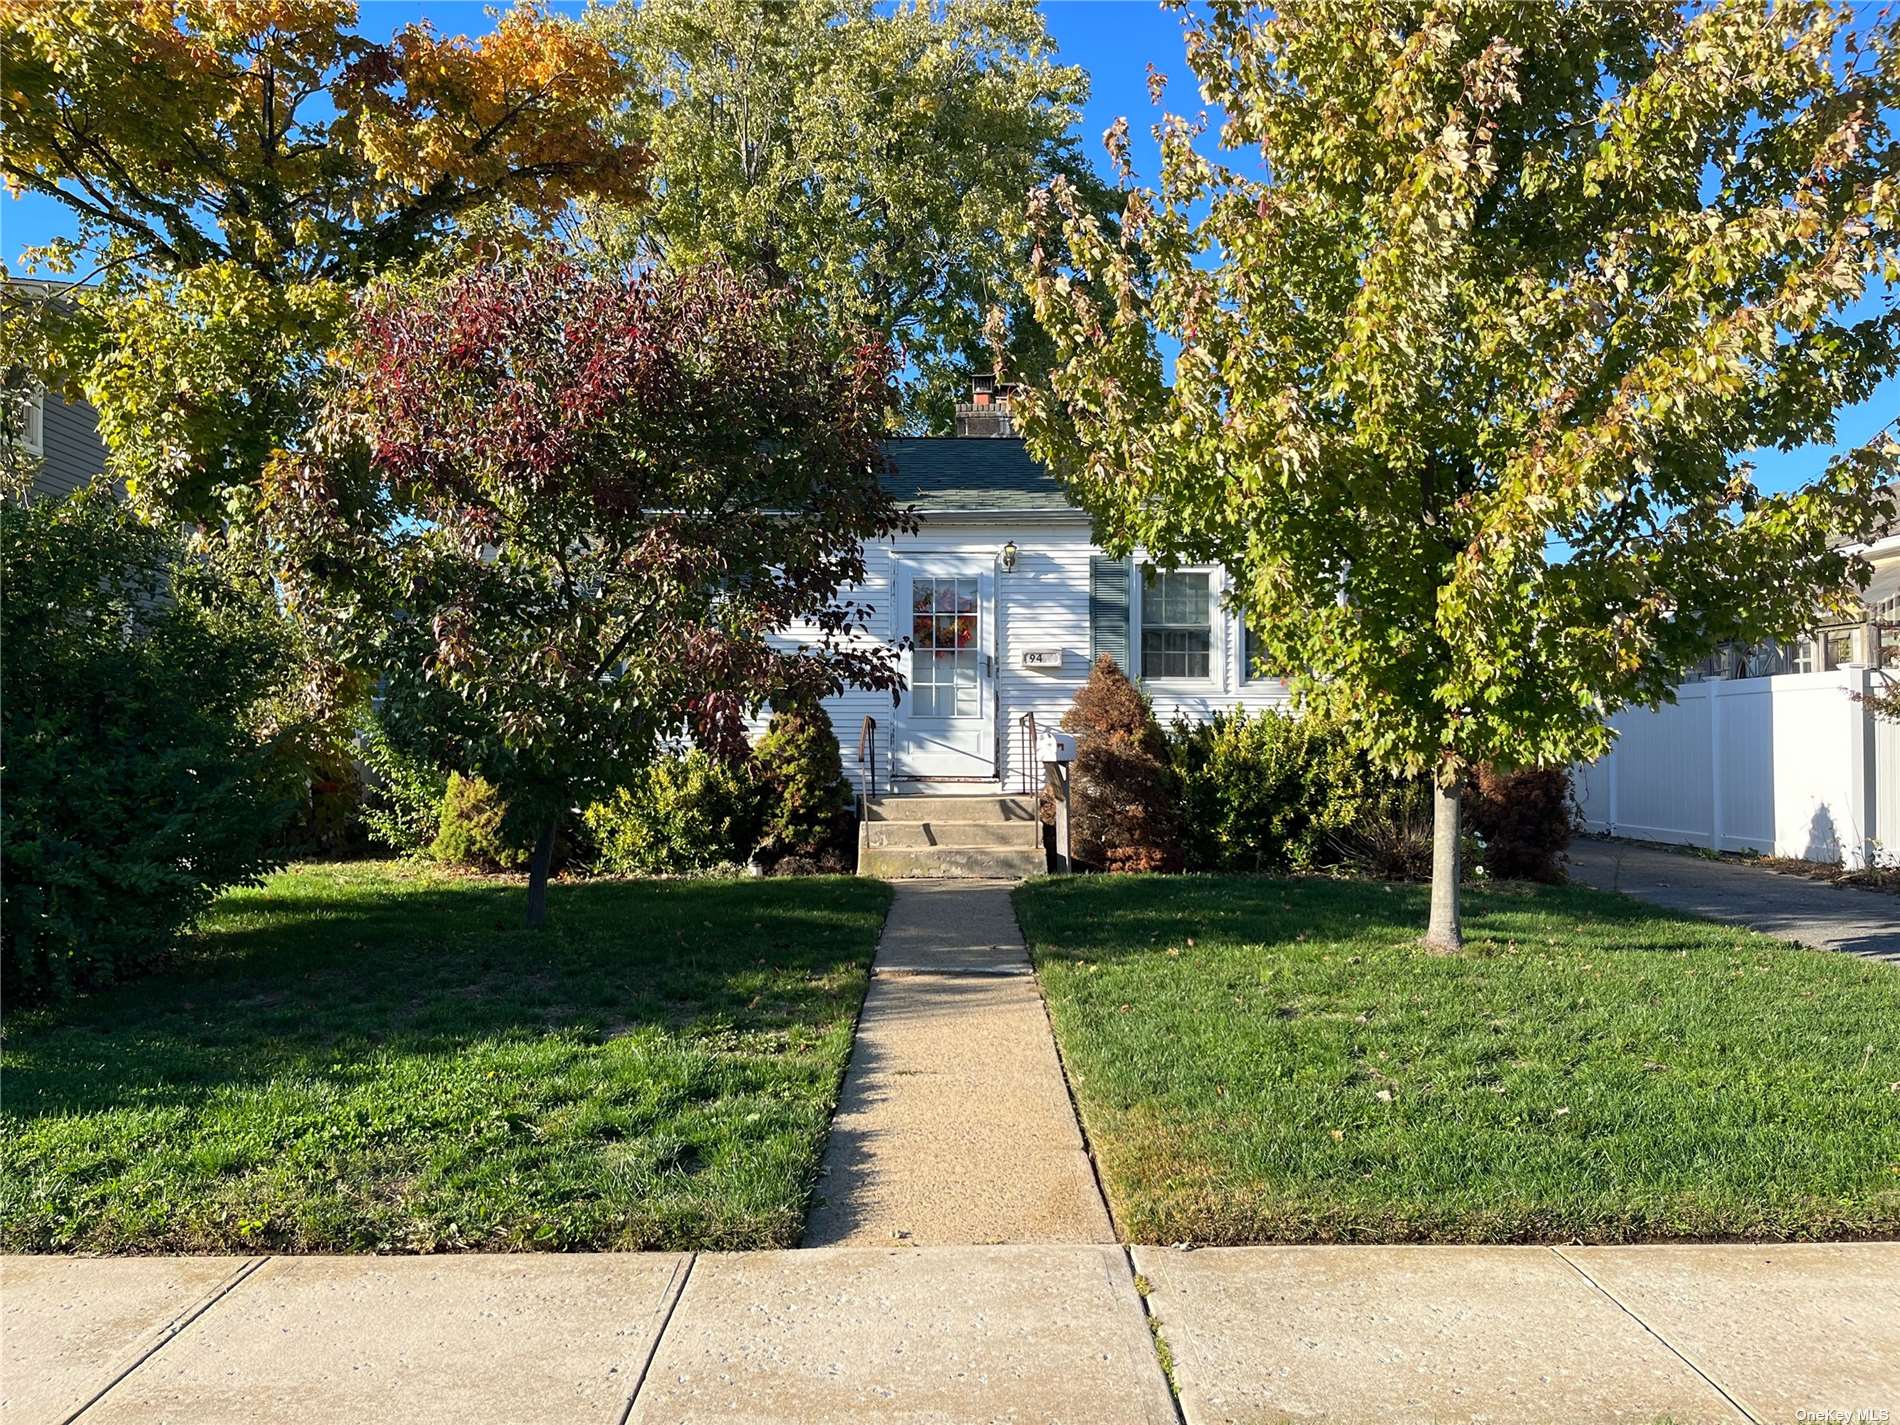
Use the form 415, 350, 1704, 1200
753, 703, 855, 872
1061, 656, 1183, 873
245, 625, 376, 859
584, 751, 762, 876
1329, 778, 1439, 881
270, 730, 368, 857
1, 487, 289, 1001
1165, 705, 1463, 881
429, 773, 533, 871
1468, 765, 1573, 883
359, 718, 452, 856
1169, 708, 1372, 872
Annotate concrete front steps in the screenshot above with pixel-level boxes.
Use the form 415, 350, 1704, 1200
857, 794, 1046, 879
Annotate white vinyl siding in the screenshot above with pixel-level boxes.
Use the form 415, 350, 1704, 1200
753, 516, 1294, 797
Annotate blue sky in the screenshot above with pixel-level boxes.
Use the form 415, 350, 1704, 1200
3, 0, 1891, 495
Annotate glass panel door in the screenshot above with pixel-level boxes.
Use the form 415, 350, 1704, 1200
909, 575, 981, 719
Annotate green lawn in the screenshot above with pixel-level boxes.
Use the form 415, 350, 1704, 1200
1015, 875, 1900, 1245
1, 862, 890, 1253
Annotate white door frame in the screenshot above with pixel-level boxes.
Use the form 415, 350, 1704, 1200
891, 552, 998, 781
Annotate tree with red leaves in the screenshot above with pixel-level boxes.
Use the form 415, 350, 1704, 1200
265, 258, 912, 924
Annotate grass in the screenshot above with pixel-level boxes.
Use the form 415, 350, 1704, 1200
1, 861, 891, 1254
1014, 874, 1900, 1246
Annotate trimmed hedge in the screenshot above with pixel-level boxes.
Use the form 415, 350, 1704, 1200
1163, 707, 1559, 884
753, 704, 855, 873
1170, 707, 1368, 872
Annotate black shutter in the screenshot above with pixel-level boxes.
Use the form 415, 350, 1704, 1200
1090, 557, 1130, 670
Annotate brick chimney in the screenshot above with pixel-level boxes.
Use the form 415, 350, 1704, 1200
953, 372, 1020, 438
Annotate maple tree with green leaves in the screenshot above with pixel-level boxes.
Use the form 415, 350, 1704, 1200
590, 0, 1109, 431
1018, 0, 1900, 947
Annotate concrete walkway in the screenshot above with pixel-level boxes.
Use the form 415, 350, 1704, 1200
801, 880, 1114, 1247
1570, 837, 1900, 960
9, 1243, 1896, 1423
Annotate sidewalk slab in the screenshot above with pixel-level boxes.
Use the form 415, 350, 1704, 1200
1564, 1243, 1900, 1424
805, 970, 1113, 1245
803, 882, 1113, 1246
2, 1255, 257, 1425
1130, 1244, 1746, 1425
628, 1245, 1175, 1425
867, 879, 1034, 975
78, 1253, 688, 1425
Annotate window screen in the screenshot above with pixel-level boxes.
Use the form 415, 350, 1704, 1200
1140, 570, 1211, 679
1242, 618, 1284, 682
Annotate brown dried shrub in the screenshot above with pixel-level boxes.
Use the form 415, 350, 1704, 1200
1058, 655, 1184, 873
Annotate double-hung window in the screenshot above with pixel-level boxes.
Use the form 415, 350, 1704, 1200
1140, 569, 1212, 680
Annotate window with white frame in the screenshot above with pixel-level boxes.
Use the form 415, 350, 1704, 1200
1140, 568, 1213, 679
4, 380, 44, 457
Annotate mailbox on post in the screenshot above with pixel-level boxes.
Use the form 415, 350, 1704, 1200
1038, 730, 1076, 873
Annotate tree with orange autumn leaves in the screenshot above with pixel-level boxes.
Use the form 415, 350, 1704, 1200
2, 0, 647, 518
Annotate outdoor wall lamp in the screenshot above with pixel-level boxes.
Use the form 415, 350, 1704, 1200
1001, 540, 1018, 573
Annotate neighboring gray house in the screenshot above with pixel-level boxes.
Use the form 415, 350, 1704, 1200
1688, 482, 1900, 679
3, 279, 108, 502
6, 383, 108, 503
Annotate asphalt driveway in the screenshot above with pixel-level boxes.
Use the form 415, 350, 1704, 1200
1568, 838, 1899, 961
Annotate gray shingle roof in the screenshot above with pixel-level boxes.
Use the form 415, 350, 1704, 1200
883, 438, 1075, 512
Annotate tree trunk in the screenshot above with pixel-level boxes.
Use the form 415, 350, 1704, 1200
1424, 780, 1463, 951
525, 815, 559, 929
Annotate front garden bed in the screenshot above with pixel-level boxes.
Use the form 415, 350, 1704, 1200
1, 862, 890, 1253
1015, 874, 1900, 1245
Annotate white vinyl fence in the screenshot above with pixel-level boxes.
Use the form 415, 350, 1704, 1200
1574, 668, 1898, 870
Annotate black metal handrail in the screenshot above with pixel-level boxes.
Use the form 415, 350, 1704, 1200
857, 714, 878, 812
1016, 710, 1037, 796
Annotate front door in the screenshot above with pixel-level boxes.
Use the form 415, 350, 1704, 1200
894, 556, 996, 780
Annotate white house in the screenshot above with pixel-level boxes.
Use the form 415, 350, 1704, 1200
768, 383, 1296, 876
800, 386, 1290, 815
812, 386, 1900, 876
